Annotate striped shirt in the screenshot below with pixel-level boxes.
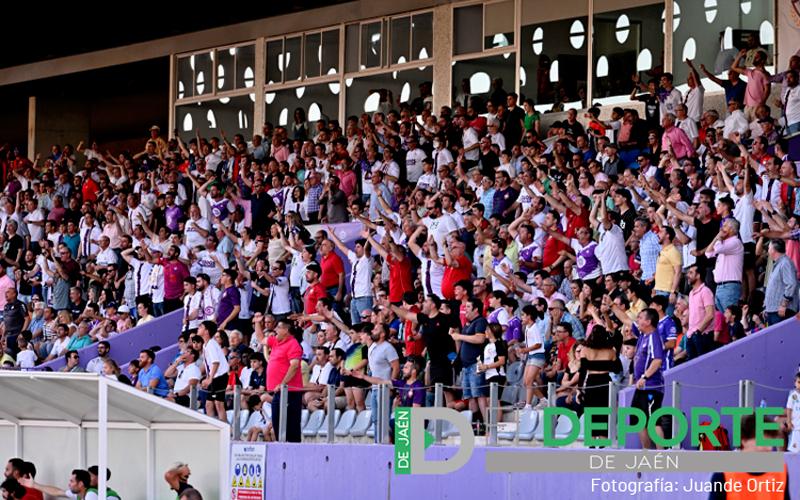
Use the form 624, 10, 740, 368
638, 231, 661, 281
764, 255, 799, 313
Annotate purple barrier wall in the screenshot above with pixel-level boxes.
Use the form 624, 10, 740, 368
38, 310, 183, 372
259, 443, 800, 499
620, 317, 800, 449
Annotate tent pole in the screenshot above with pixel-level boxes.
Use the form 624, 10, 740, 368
147, 428, 155, 499
13, 424, 21, 457
98, 378, 108, 500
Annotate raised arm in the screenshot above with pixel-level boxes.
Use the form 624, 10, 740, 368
698, 63, 725, 87
363, 229, 388, 259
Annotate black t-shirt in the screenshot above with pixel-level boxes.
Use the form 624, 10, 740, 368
3, 234, 23, 262
416, 312, 456, 367
619, 207, 637, 240
249, 272, 270, 314
635, 93, 660, 129
249, 369, 266, 390
563, 120, 585, 139
694, 217, 720, 270
460, 316, 488, 365
3, 299, 27, 336
69, 299, 86, 319
504, 106, 525, 145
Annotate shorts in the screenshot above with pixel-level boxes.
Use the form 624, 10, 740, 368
429, 363, 454, 386
206, 374, 228, 402
743, 242, 756, 269
461, 363, 487, 399
342, 375, 370, 389
526, 352, 546, 368
631, 389, 664, 421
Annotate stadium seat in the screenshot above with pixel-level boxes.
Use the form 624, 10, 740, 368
577, 414, 585, 441
505, 361, 523, 384
316, 410, 342, 438
226, 409, 251, 431
442, 410, 472, 438
366, 422, 375, 439
334, 409, 358, 436
302, 410, 325, 437
535, 411, 559, 441
301, 409, 309, 429
498, 409, 538, 441
348, 410, 373, 437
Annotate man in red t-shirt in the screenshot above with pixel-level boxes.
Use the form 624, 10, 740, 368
319, 239, 345, 300
303, 263, 328, 315
540, 212, 568, 276
364, 230, 412, 305
266, 318, 304, 442
442, 238, 472, 300
400, 291, 424, 357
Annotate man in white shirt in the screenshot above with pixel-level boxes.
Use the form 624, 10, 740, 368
79, 212, 102, 260
94, 236, 118, 272
723, 100, 749, 140
184, 204, 211, 250
422, 200, 458, 257
166, 348, 202, 408
782, 69, 800, 135
684, 60, 705, 123
675, 104, 698, 144
403, 136, 427, 183
460, 116, 480, 163
199, 320, 229, 422
182, 276, 202, 334
86, 341, 111, 374
433, 136, 454, 170
595, 202, 630, 276
658, 73, 683, 121
197, 273, 221, 322
489, 238, 514, 293
264, 260, 292, 318
22, 199, 45, 249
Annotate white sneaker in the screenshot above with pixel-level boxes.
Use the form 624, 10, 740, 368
534, 399, 549, 410
522, 404, 532, 412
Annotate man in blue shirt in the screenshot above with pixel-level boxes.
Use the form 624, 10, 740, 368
650, 295, 678, 371
631, 308, 665, 449
137, 349, 170, 397
449, 298, 488, 425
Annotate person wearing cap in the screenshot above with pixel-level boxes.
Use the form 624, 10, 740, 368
601, 142, 621, 177
758, 116, 779, 146
147, 125, 169, 158
116, 304, 134, 333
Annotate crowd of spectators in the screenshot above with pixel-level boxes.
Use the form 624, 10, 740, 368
0, 43, 799, 448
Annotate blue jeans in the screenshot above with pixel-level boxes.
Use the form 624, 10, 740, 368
153, 301, 165, 317
350, 296, 373, 325
686, 332, 715, 360
785, 122, 800, 136
714, 282, 741, 313
462, 363, 487, 399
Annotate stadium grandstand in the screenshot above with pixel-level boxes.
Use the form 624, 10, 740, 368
1, 0, 800, 498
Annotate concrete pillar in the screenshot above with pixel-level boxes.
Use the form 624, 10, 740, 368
431, 5, 453, 112
28, 96, 91, 159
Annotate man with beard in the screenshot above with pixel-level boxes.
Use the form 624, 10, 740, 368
162, 244, 191, 312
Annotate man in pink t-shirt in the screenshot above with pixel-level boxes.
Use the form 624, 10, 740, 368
266, 319, 304, 442
731, 48, 770, 121
686, 265, 715, 361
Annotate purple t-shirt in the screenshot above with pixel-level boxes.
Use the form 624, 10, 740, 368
518, 242, 539, 276
632, 325, 665, 392
165, 205, 183, 232
504, 316, 523, 343
572, 240, 600, 279
393, 379, 425, 407
216, 286, 241, 323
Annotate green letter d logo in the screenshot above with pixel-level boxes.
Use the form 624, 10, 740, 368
399, 407, 475, 475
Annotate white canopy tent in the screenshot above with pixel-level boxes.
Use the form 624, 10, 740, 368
0, 372, 229, 499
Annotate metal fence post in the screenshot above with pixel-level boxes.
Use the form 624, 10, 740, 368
278, 383, 288, 442
670, 380, 681, 450
232, 385, 242, 441
189, 384, 198, 411
372, 384, 381, 444
434, 383, 443, 445
327, 385, 336, 444
489, 382, 499, 446
380, 383, 391, 444
608, 381, 619, 448
738, 379, 755, 408
546, 382, 557, 444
